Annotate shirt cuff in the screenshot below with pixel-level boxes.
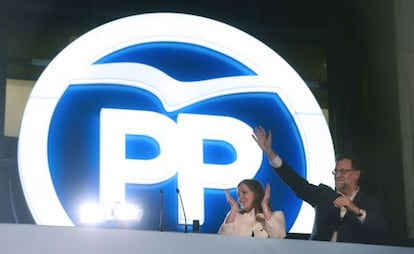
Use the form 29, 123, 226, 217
269, 156, 283, 168
357, 209, 367, 223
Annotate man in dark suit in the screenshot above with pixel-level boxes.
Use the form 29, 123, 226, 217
252, 126, 389, 244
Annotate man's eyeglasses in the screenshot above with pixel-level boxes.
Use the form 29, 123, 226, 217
332, 169, 354, 175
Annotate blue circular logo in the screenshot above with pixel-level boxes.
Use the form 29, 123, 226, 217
18, 13, 335, 233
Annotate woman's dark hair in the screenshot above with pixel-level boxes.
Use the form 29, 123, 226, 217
238, 179, 271, 214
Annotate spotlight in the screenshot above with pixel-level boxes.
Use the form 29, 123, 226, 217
79, 202, 143, 226
112, 203, 143, 221
79, 203, 106, 224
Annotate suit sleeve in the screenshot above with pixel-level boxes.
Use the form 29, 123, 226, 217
273, 162, 325, 207
359, 195, 389, 235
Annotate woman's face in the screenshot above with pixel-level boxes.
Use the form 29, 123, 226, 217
237, 183, 255, 212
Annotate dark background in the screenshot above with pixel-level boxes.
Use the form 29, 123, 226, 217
0, 0, 411, 246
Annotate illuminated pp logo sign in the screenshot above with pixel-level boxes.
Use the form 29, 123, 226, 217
18, 13, 335, 233
100, 109, 261, 219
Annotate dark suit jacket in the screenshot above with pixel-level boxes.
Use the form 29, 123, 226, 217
274, 162, 389, 244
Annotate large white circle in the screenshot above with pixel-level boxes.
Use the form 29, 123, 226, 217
18, 13, 335, 231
